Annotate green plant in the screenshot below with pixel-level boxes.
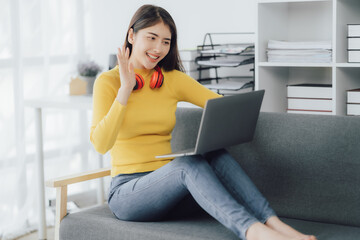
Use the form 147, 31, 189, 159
77, 60, 102, 77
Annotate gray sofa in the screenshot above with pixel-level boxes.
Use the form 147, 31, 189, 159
59, 107, 360, 240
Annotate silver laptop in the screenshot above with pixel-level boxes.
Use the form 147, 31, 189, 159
156, 90, 265, 159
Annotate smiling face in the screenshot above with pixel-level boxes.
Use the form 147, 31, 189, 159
128, 21, 171, 70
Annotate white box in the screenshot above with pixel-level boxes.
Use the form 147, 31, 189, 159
287, 84, 332, 99
179, 49, 198, 61
348, 38, 360, 50
182, 61, 199, 72
348, 24, 360, 37
348, 50, 360, 63
287, 98, 332, 111
347, 88, 360, 104
347, 104, 360, 115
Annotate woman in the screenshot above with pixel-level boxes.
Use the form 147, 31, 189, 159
90, 4, 316, 240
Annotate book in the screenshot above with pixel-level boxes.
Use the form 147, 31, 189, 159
347, 88, 360, 104
348, 50, 360, 63
347, 104, 360, 115
348, 37, 360, 50
348, 24, 360, 37
287, 110, 332, 115
287, 84, 332, 99
287, 98, 332, 111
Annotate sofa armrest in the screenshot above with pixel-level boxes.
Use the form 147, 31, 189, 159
46, 167, 111, 187
46, 167, 111, 240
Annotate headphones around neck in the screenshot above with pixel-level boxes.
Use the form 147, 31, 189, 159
134, 65, 164, 90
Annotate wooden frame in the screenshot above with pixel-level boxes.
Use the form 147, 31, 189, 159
46, 167, 111, 240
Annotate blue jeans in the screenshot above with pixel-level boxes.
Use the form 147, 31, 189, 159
108, 149, 276, 240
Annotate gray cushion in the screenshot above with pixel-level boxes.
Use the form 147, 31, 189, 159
227, 112, 360, 227
171, 109, 360, 227
60, 205, 238, 240
60, 204, 360, 240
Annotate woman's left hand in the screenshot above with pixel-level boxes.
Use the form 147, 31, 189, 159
117, 45, 136, 91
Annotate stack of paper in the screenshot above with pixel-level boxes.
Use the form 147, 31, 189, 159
197, 57, 254, 67
267, 40, 332, 63
202, 79, 253, 96
200, 45, 254, 56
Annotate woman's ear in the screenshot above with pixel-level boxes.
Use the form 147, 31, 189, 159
127, 28, 134, 44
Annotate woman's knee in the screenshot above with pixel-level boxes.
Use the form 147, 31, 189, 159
109, 197, 165, 221
172, 155, 209, 171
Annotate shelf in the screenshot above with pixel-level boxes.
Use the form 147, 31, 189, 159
259, 62, 360, 68
336, 0, 360, 63
336, 63, 360, 68
257, 1, 332, 63
256, 0, 360, 115
258, 62, 333, 67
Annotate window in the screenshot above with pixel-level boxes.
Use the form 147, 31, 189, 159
0, 0, 93, 237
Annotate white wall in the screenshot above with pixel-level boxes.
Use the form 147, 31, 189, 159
86, 0, 256, 68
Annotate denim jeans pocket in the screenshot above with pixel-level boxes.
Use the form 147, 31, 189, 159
108, 171, 151, 201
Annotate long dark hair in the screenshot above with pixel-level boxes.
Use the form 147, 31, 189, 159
125, 5, 184, 72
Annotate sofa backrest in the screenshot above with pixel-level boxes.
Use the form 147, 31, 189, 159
172, 107, 360, 227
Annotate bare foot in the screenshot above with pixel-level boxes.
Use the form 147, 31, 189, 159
246, 222, 299, 240
265, 216, 317, 240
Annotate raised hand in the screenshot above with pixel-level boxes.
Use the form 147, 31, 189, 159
115, 45, 135, 105
117, 45, 136, 90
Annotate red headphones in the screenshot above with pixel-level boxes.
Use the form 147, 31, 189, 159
134, 65, 164, 90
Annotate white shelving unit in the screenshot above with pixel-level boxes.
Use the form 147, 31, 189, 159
255, 0, 360, 115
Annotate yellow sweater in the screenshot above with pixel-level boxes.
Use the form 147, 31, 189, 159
90, 66, 221, 177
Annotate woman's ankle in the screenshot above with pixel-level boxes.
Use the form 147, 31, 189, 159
246, 222, 293, 240
246, 222, 263, 240
265, 216, 317, 240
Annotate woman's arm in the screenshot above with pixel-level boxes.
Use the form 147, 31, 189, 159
171, 71, 222, 108
90, 46, 136, 154
90, 76, 126, 154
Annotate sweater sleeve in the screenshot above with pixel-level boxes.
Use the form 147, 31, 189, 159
90, 72, 126, 154
170, 70, 222, 107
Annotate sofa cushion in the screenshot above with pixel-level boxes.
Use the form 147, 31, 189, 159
227, 112, 360, 227
171, 109, 360, 227
60, 205, 239, 240
60, 204, 360, 240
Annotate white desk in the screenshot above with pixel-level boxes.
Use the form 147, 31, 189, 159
25, 95, 104, 240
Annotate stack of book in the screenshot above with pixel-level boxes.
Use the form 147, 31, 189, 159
287, 84, 333, 115
348, 24, 360, 63
267, 40, 332, 63
347, 88, 360, 115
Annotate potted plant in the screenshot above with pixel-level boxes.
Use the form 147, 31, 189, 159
77, 60, 102, 94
